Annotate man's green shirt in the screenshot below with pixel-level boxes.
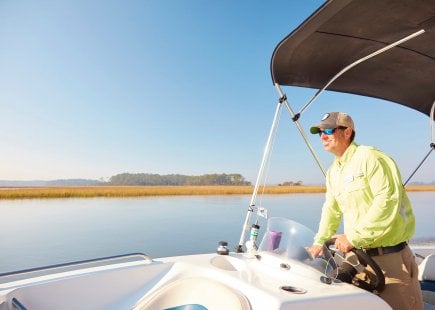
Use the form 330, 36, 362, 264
314, 142, 416, 248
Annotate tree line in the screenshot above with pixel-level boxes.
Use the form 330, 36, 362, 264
108, 173, 251, 186
278, 180, 303, 186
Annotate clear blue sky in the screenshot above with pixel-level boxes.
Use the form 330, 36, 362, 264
1, 1, 433, 184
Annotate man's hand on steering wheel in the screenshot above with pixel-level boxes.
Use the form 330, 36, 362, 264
333, 234, 354, 253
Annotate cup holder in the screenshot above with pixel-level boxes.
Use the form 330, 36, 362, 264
280, 286, 307, 294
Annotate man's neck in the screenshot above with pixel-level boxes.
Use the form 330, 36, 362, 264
334, 142, 352, 159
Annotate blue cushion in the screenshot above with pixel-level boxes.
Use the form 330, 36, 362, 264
165, 304, 208, 310
421, 280, 435, 292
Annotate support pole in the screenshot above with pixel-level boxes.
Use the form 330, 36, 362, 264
404, 100, 435, 185
298, 29, 425, 116
275, 83, 326, 176
236, 98, 283, 253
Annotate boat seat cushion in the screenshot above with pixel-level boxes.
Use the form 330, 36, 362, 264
419, 254, 435, 282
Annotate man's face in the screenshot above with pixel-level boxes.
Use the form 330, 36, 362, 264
319, 127, 351, 157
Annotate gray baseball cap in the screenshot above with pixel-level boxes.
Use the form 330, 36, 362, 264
310, 112, 354, 134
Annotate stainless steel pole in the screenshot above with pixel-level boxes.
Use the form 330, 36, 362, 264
236, 99, 283, 252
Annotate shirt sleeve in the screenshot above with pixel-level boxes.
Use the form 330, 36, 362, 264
313, 173, 342, 246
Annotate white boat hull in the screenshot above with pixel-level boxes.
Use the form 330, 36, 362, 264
0, 252, 392, 310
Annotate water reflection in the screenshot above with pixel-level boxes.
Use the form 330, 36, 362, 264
0, 192, 433, 272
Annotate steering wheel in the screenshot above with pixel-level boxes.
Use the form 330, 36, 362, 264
322, 238, 385, 293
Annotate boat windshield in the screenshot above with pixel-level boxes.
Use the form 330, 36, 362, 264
258, 217, 335, 275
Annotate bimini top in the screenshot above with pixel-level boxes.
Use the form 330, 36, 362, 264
270, 0, 435, 119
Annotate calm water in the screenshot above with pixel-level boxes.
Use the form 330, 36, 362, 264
0, 192, 434, 273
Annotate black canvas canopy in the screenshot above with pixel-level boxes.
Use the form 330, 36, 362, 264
271, 0, 435, 119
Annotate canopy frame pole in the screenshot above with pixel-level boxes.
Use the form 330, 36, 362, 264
404, 100, 435, 186
275, 83, 327, 176
236, 98, 283, 253
297, 29, 425, 116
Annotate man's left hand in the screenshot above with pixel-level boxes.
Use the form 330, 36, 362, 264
333, 234, 354, 253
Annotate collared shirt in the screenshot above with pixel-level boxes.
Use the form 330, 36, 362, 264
314, 142, 416, 248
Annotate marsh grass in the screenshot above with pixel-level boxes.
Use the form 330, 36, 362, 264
0, 185, 325, 199
0, 185, 433, 200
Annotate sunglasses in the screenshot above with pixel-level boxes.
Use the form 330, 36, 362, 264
318, 126, 347, 136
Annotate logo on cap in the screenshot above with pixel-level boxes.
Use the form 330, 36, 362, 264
321, 113, 330, 121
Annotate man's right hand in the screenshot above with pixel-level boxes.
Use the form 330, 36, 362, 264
307, 244, 323, 258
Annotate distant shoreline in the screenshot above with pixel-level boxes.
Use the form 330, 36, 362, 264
0, 185, 434, 200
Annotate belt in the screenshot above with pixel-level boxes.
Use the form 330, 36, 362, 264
362, 242, 407, 256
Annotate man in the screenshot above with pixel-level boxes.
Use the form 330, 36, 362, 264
307, 112, 423, 310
